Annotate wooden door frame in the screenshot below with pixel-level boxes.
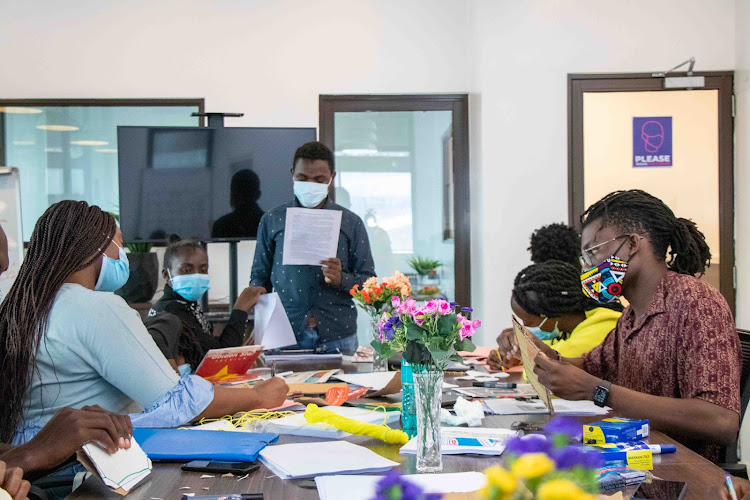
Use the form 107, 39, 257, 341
319, 94, 471, 306
568, 72, 735, 313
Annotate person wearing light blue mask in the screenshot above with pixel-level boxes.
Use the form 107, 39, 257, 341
247, 142, 375, 355
489, 260, 621, 371
148, 235, 265, 372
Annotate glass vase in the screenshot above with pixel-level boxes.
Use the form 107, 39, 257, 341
413, 366, 444, 473
400, 359, 417, 437
370, 318, 389, 372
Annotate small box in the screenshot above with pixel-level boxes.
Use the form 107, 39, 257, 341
583, 418, 649, 444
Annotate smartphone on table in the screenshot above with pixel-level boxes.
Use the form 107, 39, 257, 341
632, 479, 687, 500
181, 460, 259, 475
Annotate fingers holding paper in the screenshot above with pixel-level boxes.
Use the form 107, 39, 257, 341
0, 461, 30, 500
321, 258, 342, 287
496, 328, 521, 367
533, 353, 601, 401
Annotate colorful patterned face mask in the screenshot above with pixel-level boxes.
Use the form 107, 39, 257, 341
580, 256, 628, 304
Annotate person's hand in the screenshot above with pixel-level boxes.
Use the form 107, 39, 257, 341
252, 377, 289, 409
234, 286, 267, 312
321, 258, 342, 287
709, 476, 750, 499
496, 328, 522, 367
20, 406, 132, 472
0, 461, 30, 500
533, 353, 601, 401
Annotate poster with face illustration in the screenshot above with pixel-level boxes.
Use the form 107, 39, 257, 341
633, 116, 672, 167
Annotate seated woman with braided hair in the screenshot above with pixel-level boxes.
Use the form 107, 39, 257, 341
0, 201, 288, 453
488, 260, 621, 370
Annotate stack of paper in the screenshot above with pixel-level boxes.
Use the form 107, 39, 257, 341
316, 472, 487, 500
79, 439, 151, 494
284, 369, 341, 384
266, 406, 400, 438
333, 371, 398, 391
483, 398, 609, 416
400, 427, 518, 456
260, 441, 398, 479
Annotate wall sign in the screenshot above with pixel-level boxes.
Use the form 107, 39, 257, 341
633, 116, 672, 167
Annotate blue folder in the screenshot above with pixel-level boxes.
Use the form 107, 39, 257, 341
133, 428, 279, 462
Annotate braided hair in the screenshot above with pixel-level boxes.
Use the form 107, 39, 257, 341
0, 201, 116, 442
528, 223, 581, 267
580, 189, 711, 276
163, 235, 205, 274
512, 260, 603, 318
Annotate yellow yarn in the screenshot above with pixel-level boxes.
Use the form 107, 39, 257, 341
303, 404, 409, 445
197, 410, 296, 431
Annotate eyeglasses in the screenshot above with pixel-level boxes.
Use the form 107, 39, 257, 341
580, 234, 630, 268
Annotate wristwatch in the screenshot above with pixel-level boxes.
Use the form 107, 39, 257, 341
592, 380, 611, 407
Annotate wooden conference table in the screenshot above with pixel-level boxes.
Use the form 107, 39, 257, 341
69, 364, 729, 500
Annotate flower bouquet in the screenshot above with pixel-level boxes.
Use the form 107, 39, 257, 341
481, 417, 603, 500
373, 297, 481, 473
350, 271, 412, 371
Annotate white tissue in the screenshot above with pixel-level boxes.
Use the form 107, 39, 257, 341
440, 396, 485, 427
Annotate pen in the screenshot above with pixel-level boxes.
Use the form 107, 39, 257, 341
494, 348, 507, 372
726, 473, 739, 500
472, 381, 517, 389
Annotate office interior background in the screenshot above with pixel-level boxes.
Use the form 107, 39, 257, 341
1, 0, 749, 455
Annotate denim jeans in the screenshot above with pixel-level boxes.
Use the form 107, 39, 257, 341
294, 327, 359, 355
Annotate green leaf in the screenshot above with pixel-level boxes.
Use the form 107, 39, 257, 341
404, 341, 431, 365
429, 348, 450, 361
436, 314, 458, 336
455, 338, 476, 352
406, 323, 423, 341
448, 354, 463, 363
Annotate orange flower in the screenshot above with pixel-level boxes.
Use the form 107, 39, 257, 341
362, 290, 371, 303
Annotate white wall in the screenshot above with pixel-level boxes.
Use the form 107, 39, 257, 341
735, 0, 750, 463
0, 0, 742, 345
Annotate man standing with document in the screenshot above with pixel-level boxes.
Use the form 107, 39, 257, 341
248, 142, 375, 354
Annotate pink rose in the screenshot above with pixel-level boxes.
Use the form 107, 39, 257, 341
392, 296, 401, 309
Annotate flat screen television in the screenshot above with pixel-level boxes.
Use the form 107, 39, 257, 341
117, 126, 317, 242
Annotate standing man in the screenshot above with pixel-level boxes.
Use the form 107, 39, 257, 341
249, 142, 375, 355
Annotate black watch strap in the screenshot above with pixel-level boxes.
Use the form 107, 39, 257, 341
592, 380, 612, 407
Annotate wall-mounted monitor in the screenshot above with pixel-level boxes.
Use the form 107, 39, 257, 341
117, 126, 316, 242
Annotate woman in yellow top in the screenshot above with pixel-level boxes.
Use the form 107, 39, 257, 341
488, 260, 621, 369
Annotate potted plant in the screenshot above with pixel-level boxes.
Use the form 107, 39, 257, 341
408, 256, 442, 296
372, 298, 480, 473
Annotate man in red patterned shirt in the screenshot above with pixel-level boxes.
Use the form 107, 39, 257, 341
504, 190, 741, 462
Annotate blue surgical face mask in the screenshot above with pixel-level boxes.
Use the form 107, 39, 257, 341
177, 363, 192, 377
170, 271, 211, 302
525, 316, 562, 341
95, 244, 130, 292
294, 180, 330, 208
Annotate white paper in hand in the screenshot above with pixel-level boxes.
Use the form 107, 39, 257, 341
282, 208, 343, 266
81, 439, 151, 493
254, 293, 296, 350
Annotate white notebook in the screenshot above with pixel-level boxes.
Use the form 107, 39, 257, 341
316, 472, 487, 500
80, 439, 151, 494
400, 427, 518, 456
260, 441, 398, 479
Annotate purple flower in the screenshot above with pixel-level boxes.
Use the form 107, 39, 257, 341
504, 434, 551, 456
552, 445, 604, 470
373, 470, 426, 500
461, 307, 474, 313
544, 417, 582, 441
449, 301, 458, 309
380, 315, 402, 340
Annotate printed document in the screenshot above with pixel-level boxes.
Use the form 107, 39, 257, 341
282, 208, 342, 266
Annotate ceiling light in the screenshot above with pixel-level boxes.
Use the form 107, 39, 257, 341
335, 149, 411, 158
0, 107, 43, 114
37, 125, 79, 132
95, 148, 118, 154
44, 147, 63, 153
12, 140, 35, 146
70, 140, 108, 146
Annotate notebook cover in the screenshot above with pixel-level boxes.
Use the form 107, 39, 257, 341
132, 428, 278, 461
194, 345, 263, 380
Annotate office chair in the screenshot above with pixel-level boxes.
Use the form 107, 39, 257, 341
718, 328, 750, 479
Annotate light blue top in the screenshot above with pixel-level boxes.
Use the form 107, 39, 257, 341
14, 283, 213, 444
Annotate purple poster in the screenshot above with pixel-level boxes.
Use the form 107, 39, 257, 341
633, 116, 672, 167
